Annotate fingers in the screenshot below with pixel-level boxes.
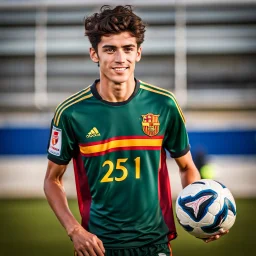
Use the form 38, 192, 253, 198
219, 228, 229, 235
70, 226, 105, 256
203, 229, 230, 243
204, 235, 220, 243
75, 236, 105, 256
96, 238, 105, 253
93, 236, 105, 255
76, 251, 89, 256
75, 245, 97, 256
85, 240, 98, 256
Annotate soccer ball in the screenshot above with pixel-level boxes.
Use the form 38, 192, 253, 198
175, 179, 236, 238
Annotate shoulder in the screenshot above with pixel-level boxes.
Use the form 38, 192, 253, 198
139, 80, 177, 106
53, 85, 93, 126
139, 80, 186, 123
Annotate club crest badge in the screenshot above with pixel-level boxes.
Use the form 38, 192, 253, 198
141, 113, 160, 137
48, 126, 62, 156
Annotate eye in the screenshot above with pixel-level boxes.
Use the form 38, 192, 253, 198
105, 48, 115, 53
124, 47, 133, 52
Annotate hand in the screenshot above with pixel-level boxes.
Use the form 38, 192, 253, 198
69, 225, 105, 256
202, 229, 229, 243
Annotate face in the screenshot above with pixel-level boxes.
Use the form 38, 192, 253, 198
90, 32, 142, 84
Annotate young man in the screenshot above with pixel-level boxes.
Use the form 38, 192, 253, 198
44, 5, 228, 256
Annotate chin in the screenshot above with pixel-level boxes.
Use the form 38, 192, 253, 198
113, 79, 128, 84
112, 74, 132, 84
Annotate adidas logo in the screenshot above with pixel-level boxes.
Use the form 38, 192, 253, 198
86, 127, 101, 138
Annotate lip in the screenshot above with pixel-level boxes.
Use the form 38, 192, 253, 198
112, 67, 128, 72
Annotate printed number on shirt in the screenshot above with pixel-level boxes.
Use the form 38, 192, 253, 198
101, 157, 141, 183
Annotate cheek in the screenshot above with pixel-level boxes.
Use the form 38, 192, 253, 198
101, 56, 113, 65
100, 59, 113, 72
99, 58, 108, 67
130, 53, 140, 63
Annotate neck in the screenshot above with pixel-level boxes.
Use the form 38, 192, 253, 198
96, 76, 136, 102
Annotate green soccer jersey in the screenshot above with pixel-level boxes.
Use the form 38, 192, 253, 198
48, 79, 190, 248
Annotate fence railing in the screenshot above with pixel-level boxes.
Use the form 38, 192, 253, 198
0, 1, 256, 111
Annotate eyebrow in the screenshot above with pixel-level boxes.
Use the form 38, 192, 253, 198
102, 44, 136, 49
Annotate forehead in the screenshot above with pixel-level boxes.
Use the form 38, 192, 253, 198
99, 32, 137, 47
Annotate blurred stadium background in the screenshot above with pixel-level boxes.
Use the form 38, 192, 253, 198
0, 0, 255, 255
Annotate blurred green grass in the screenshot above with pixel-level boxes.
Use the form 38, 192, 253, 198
0, 198, 254, 256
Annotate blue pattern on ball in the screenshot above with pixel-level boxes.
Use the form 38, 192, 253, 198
192, 181, 206, 185
225, 197, 236, 215
178, 189, 218, 222
201, 197, 236, 233
214, 180, 226, 188
180, 223, 194, 232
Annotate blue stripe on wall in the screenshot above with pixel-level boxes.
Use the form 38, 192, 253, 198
0, 127, 255, 155
0, 128, 50, 155
189, 130, 256, 155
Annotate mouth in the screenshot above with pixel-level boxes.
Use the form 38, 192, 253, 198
112, 67, 128, 72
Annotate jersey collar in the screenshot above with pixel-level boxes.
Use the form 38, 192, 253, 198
90, 78, 140, 106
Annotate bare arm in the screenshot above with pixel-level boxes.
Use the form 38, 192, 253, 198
44, 160, 105, 256
174, 151, 201, 188
44, 160, 80, 234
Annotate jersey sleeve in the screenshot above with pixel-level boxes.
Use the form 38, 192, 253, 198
163, 99, 190, 158
47, 111, 77, 165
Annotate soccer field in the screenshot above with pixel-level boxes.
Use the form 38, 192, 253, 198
0, 198, 254, 256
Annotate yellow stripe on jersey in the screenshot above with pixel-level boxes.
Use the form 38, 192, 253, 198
79, 138, 163, 155
140, 80, 177, 97
140, 81, 186, 123
54, 86, 91, 125
55, 93, 93, 126
140, 83, 186, 124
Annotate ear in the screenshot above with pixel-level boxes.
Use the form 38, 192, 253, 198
89, 48, 99, 63
136, 47, 142, 62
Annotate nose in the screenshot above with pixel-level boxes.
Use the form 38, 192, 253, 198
115, 50, 125, 63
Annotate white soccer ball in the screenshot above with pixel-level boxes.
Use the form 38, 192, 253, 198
175, 179, 236, 238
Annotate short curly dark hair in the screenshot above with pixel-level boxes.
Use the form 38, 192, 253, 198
84, 5, 146, 51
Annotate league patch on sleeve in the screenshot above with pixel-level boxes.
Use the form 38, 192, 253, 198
48, 126, 62, 156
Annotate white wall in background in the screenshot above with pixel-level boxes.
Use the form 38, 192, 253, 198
0, 155, 255, 198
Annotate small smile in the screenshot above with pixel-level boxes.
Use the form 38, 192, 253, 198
112, 67, 128, 72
